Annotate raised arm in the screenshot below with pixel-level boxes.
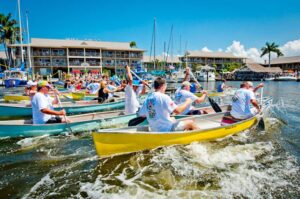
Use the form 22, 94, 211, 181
253, 83, 263, 93
183, 68, 190, 82
173, 98, 193, 115
125, 65, 133, 86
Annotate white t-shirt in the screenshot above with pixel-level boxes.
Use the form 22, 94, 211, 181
230, 88, 256, 119
139, 92, 178, 132
87, 83, 100, 94
107, 84, 116, 98
31, 92, 54, 124
125, 85, 140, 115
174, 88, 198, 115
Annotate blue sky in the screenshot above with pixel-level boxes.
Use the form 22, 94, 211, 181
1, 0, 300, 55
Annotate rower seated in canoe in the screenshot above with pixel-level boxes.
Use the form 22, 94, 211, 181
175, 80, 208, 115
31, 81, 67, 124
139, 77, 198, 132
221, 81, 261, 125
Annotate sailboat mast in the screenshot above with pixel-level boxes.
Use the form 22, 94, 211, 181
153, 18, 156, 70
25, 11, 32, 71
18, 0, 24, 64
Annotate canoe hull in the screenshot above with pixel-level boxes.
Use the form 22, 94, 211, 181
0, 113, 136, 137
0, 100, 125, 118
92, 116, 258, 157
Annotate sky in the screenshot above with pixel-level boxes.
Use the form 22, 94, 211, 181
1, 0, 300, 62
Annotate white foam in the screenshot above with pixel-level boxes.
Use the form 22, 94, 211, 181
22, 173, 54, 199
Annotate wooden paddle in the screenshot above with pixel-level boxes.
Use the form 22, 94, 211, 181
128, 116, 146, 126
188, 68, 222, 113
55, 91, 73, 134
257, 87, 265, 130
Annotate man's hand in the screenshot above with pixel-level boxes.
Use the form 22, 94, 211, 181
53, 88, 60, 95
258, 83, 264, 88
201, 90, 208, 95
59, 109, 66, 116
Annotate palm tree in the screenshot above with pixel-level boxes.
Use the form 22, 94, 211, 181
260, 42, 284, 67
0, 13, 20, 68
130, 41, 137, 48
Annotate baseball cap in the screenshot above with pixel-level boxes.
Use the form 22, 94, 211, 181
132, 80, 140, 86
182, 81, 191, 87
38, 80, 52, 88
247, 81, 254, 87
27, 80, 37, 87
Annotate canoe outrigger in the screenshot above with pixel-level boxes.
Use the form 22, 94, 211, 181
92, 112, 260, 158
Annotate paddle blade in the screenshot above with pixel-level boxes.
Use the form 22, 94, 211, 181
257, 117, 265, 131
208, 97, 222, 113
128, 116, 147, 126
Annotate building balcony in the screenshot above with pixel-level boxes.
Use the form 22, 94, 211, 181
34, 62, 51, 67
33, 52, 51, 56
68, 52, 84, 56
85, 52, 100, 57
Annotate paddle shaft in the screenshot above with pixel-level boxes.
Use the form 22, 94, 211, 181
130, 69, 151, 89
55, 92, 72, 133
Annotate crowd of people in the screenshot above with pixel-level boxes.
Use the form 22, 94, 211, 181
24, 66, 264, 132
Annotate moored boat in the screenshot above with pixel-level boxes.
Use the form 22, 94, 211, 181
92, 112, 258, 157
0, 110, 136, 137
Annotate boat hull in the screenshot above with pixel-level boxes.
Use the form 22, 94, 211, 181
0, 112, 136, 137
0, 100, 125, 119
92, 115, 258, 157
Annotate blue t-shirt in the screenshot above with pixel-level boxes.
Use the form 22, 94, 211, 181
190, 83, 197, 93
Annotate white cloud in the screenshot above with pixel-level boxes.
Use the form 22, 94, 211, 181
201, 46, 212, 52
280, 39, 300, 57
225, 41, 263, 63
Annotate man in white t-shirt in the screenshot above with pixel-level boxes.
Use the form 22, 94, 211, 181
175, 81, 208, 115
31, 81, 66, 124
230, 81, 260, 120
124, 65, 147, 115
86, 80, 100, 94
139, 77, 198, 132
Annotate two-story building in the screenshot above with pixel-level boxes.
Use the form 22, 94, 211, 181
179, 51, 246, 72
8, 38, 145, 77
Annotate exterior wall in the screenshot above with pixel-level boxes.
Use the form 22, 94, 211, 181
234, 71, 267, 81
265, 63, 300, 71
12, 46, 143, 77
179, 56, 244, 71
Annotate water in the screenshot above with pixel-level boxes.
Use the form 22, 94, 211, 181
0, 81, 300, 198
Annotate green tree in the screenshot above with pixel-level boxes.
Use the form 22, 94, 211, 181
0, 13, 20, 68
260, 42, 284, 67
129, 41, 137, 48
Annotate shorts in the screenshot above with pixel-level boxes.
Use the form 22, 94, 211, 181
46, 116, 62, 124
171, 121, 185, 131
187, 110, 202, 115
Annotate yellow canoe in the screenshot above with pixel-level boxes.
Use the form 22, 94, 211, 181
195, 92, 225, 97
92, 113, 258, 157
71, 92, 97, 100
3, 95, 30, 102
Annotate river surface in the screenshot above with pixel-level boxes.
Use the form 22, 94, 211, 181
0, 81, 299, 198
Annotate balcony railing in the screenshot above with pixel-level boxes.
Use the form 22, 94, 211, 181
69, 52, 84, 56
33, 52, 51, 56
85, 52, 100, 57
34, 62, 51, 67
